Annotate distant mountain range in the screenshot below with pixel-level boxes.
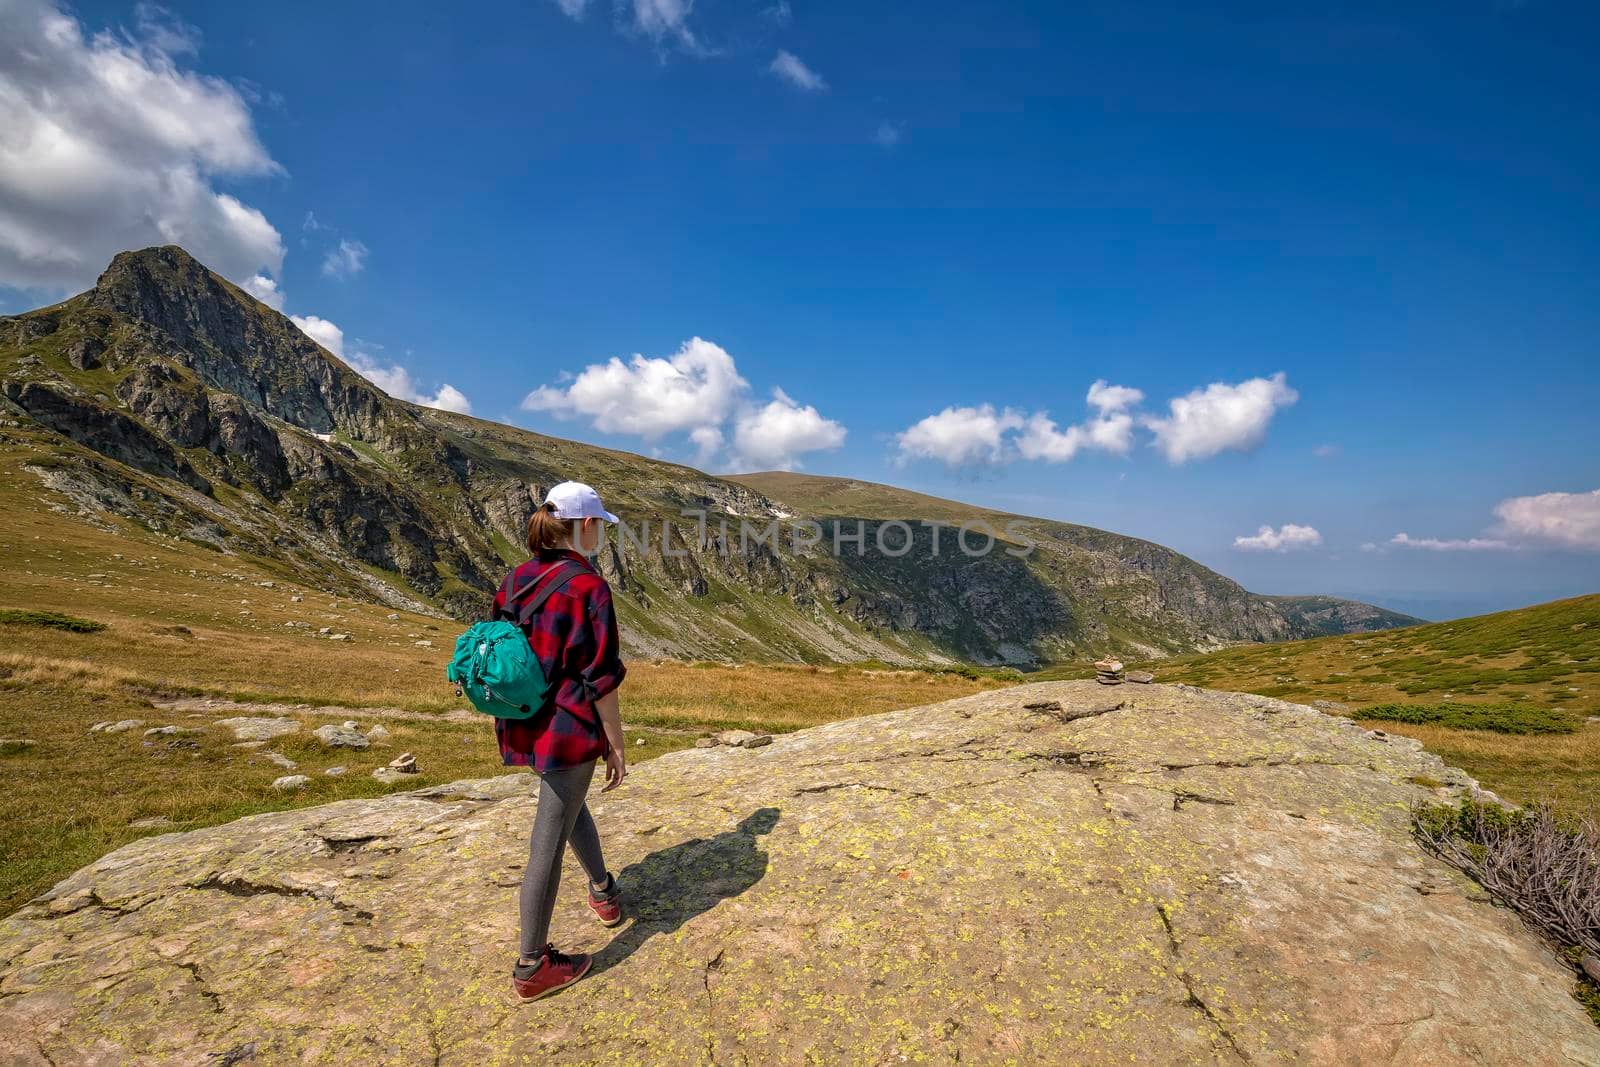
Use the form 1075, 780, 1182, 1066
0, 247, 1420, 665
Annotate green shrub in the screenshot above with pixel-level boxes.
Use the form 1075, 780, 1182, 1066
0, 609, 106, 634
1361, 701, 1578, 734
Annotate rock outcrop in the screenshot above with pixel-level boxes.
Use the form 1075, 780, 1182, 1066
3, 683, 1594, 1064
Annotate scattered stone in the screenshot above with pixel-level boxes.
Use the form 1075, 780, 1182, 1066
386, 613, 399, 620
329, 633, 351, 642
366, 725, 391, 743
272, 775, 310, 792
0, 738, 38, 754
1582, 953, 1600, 986
414, 639, 433, 648
101, 719, 144, 734
342, 720, 359, 730
143, 726, 181, 737
264, 752, 298, 770
89, 722, 112, 733
313, 724, 369, 750
291, 594, 304, 602
1093, 658, 1125, 685
387, 752, 418, 774
324, 766, 347, 778
1125, 670, 1155, 685
371, 767, 411, 785
694, 737, 717, 748
128, 816, 173, 830
318, 627, 331, 635
635, 736, 647, 746
712, 729, 772, 749
215, 716, 300, 741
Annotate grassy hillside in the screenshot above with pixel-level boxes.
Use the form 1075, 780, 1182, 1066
1136, 595, 1600, 819
0, 487, 1011, 914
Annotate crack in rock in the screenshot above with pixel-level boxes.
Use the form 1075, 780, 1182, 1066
1155, 903, 1249, 1061
191, 874, 374, 924
703, 947, 727, 1062
177, 959, 223, 1014
1023, 698, 1126, 723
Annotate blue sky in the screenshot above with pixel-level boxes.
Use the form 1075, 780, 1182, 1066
2, 0, 1598, 619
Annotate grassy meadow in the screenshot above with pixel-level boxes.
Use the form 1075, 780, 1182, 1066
1114, 596, 1600, 820
0, 494, 1009, 914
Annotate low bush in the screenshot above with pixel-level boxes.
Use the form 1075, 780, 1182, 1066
1362, 701, 1578, 734
0, 609, 106, 634
1414, 799, 1600, 1025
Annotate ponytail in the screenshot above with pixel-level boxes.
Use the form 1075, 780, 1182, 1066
525, 501, 573, 552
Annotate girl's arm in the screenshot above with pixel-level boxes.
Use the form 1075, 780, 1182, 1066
596, 688, 626, 791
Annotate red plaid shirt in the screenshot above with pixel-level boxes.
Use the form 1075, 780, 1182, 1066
490, 549, 626, 772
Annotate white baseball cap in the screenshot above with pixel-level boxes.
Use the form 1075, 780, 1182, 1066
544, 481, 619, 523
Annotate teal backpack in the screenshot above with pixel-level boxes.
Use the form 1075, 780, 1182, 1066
446, 563, 582, 719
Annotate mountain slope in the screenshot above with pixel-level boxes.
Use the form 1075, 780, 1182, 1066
0, 246, 1415, 665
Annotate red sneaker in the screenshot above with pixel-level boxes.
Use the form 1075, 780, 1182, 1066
512, 944, 592, 1003
588, 875, 624, 927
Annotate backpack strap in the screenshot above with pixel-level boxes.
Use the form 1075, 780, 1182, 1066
509, 559, 588, 631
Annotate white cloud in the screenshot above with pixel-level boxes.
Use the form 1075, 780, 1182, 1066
873, 121, 904, 148
346, 349, 472, 414
1234, 523, 1323, 552
1086, 380, 1144, 414
1493, 489, 1600, 551
733, 388, 846, 471
1143, 372, 1298, 464
522, 337, 843, 470
241, 273, 283, 310
1313, 443, 1341, 458
321, 238, 368, 279
630, 0, 700, 51
523, 337, 747, 439
551, 0, 589, 17
895, 404, 1023, 468
769, 50, 827, 91
0, 0, 283, 292
1390, 532, 1512, 552
289, 313, 468, 414
290, 314, 344, 357
903, 379, 1143, 468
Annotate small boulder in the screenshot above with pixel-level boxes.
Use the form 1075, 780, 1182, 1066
713, 729, 772, 749
1125, 670, 1155, 684
342, 720, 359, 730
635, 736, 647, 746
216, 716, 300, 741
371, 767, 410, 785
264, 751, 298, 770
1581, 953, 1600, 986
89, 722, 112, 733
102, 719, 144, 734
329, 633, 351, 642
366, 725, 391, 743
291, 594, 304, 602
324, 766, 347, 778
143, 725, 181, 737
414, 639, 433, 648
313, 724, 369, 750
387, 752, 418, 774
694, 737, 718, 748
272, 775, 310, 792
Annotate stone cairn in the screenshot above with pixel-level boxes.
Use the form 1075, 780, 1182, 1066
1094, 658, 1125, 685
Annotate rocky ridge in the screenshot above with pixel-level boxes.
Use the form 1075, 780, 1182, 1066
0, 246, 1419, 664
2, 682, 1594, 1064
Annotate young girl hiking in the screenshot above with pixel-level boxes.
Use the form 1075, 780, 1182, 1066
493, 481, 629, 1003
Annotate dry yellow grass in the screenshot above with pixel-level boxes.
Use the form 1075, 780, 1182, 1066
0, 465, 1011, 914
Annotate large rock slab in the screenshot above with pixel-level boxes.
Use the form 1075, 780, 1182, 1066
2, 683, 1595, 1065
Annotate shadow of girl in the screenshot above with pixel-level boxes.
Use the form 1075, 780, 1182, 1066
589, 806, 780, 975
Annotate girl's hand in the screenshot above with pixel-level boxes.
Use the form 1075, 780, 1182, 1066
602, 747, 627, 792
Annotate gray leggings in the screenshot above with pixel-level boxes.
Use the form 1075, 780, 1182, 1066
520, 759, 609, 958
